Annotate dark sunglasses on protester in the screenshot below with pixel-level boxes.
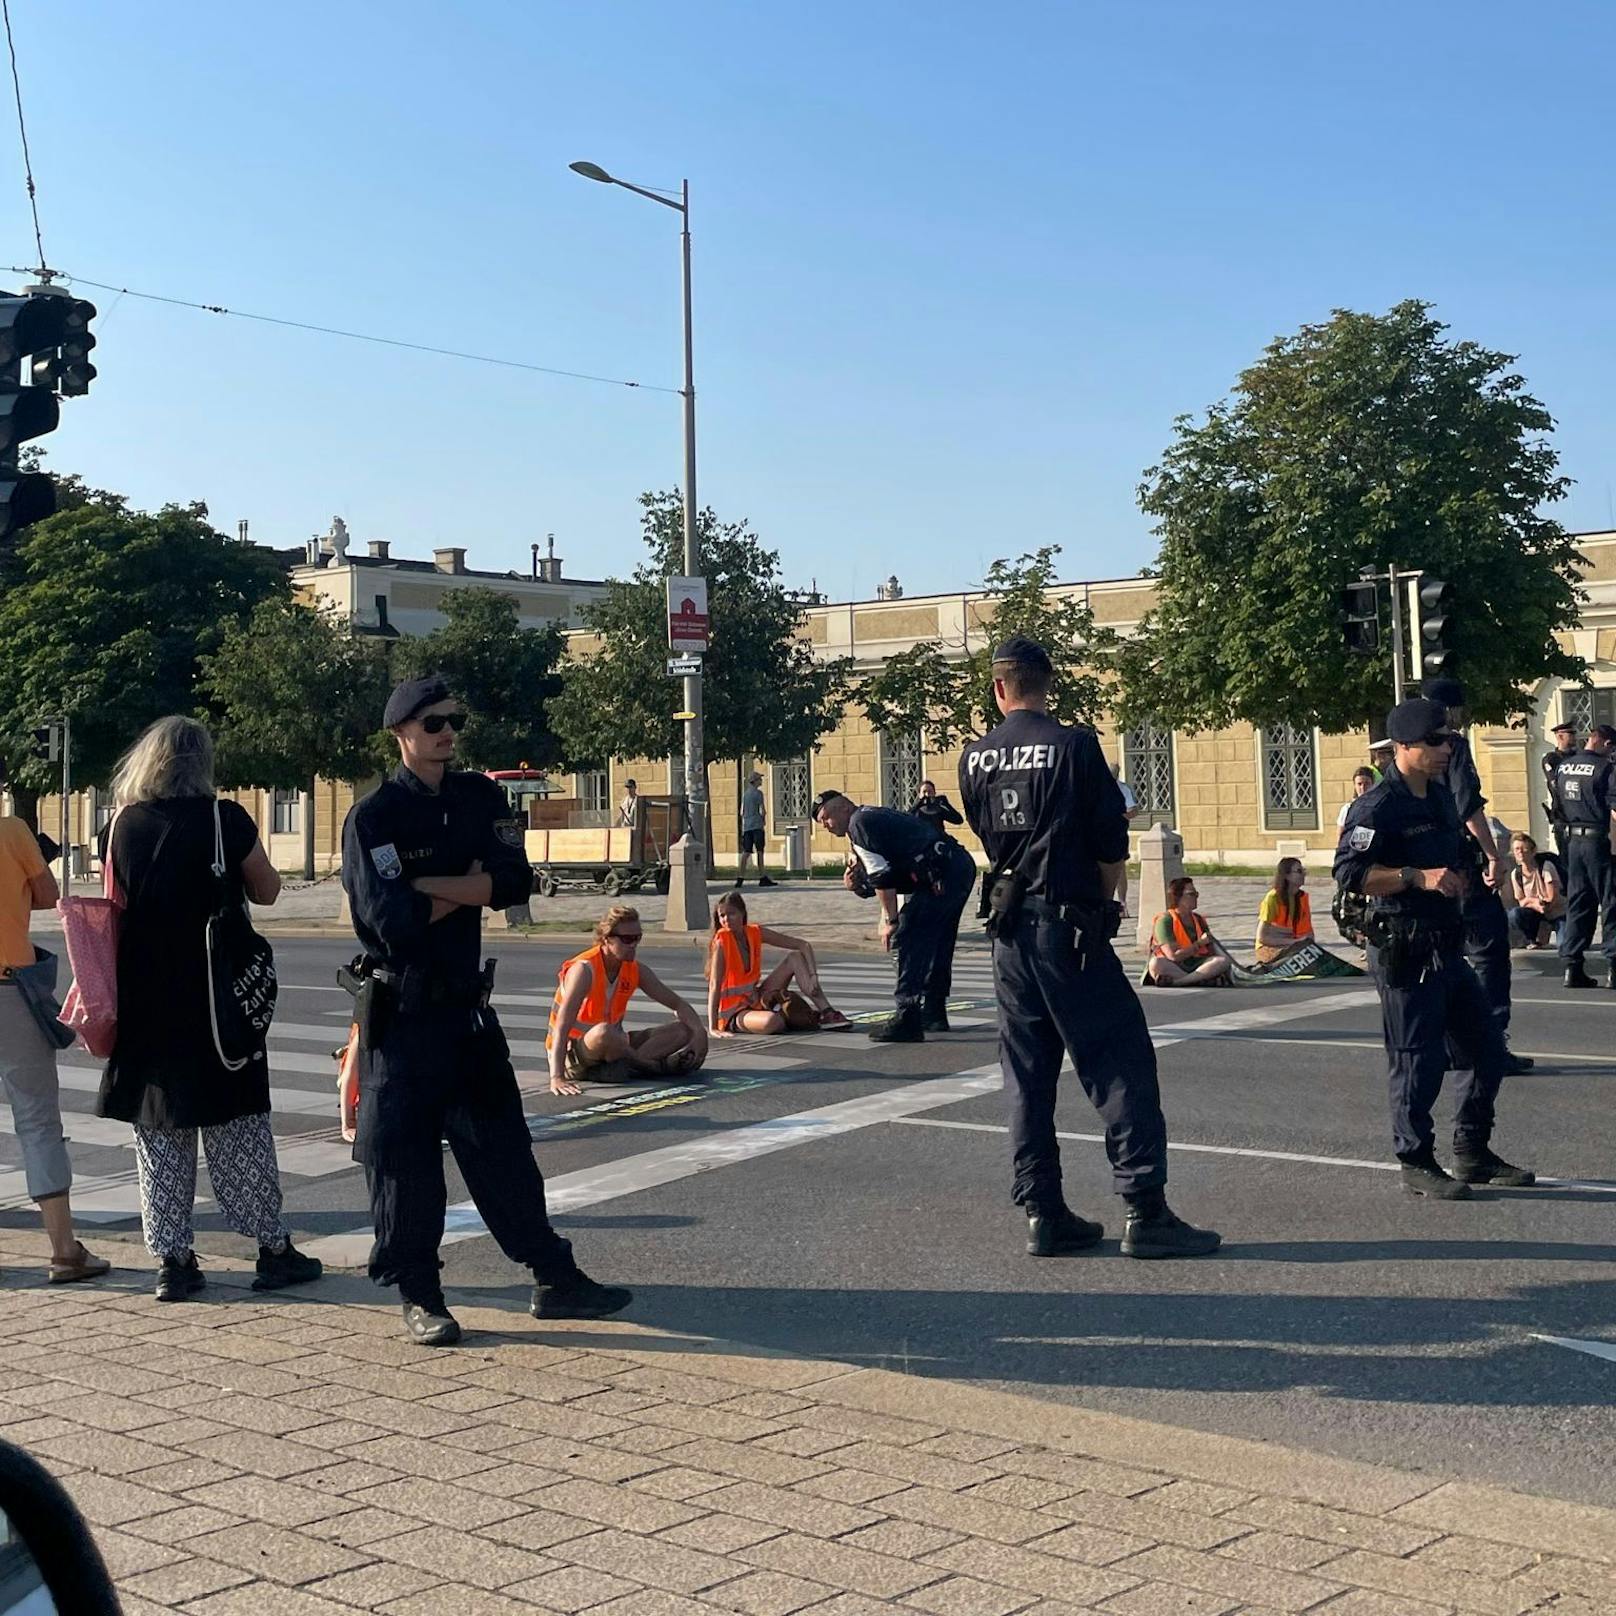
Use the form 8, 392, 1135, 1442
419, 711, 467, 734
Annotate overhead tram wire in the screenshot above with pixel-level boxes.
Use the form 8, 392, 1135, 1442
1, 267, 680, 396
3, 0, 49, 276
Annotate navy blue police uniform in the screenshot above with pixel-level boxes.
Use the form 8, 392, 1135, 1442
1542, 731, 1577, 861
1550, 732, 1616, 986
1438, 725, 1513, 1038
844, 803, 976, 1028
1334, 699, 1532, 1193
342, 712, 582, 1323
958, 636, 1219, 1258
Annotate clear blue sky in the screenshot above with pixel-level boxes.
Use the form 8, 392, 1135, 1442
7, 1, 1613, 600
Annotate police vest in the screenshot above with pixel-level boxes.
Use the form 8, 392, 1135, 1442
1151, 910, 1208, 957
547, 947, 640, 1050
709, 923, 764, 1017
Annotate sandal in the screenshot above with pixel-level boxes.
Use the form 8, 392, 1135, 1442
816, 1007, 854, 1030
49, 1242, 111, 1285
660, 1047, 702, 1076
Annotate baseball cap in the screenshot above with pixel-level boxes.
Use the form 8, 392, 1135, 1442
1385, 698, 1454, 745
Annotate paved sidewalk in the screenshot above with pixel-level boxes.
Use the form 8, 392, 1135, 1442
2, 1238, 1612, 1616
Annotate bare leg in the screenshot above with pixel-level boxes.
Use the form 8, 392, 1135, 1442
1148, 958, 1191, 984
761, 950, 832, 1011
38, 1191, 78, 1263
626, 1021, 703, 1073
733, 1008, 788, 1035
1188, 956, 1233, 984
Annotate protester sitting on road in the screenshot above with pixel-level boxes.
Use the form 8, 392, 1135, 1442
1254, 857, 1315, 965
1507, 833, 1564, 949
706, 892, 852, 1034
1148, 877, 1233, 985
97, 717, 321, 1303
547, 905, 709, 1093
1337, 766, 1377, 827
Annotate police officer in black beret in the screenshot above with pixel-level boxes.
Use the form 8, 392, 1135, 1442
1542, 720, 1580, 861
1550, 721, 1616, 988
811, 786, 976, 1040
959, 636, 1219, 1259
1335, 697, 1536, 1198
342, 674, 632, 1345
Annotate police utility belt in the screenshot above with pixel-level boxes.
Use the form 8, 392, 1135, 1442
1363, 911, 1462, 989
337, 955, 497, 1048
1567, 825, 1607, 838
977, 867, 1121, 954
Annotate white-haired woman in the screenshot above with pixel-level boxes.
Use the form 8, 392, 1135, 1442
96, 717, 321, 1301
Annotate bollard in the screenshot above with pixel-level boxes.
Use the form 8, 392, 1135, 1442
663, 833, 709, 933
1135, 821, 1185, 952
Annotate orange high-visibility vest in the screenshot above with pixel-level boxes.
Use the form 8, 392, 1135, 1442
1269, 890, 1312, 939
710, 923, 764, 1016
547, 946, 640, 1051
1151, 909, 1208, 956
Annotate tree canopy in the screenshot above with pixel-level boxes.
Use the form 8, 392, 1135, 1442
550, 491, 850, 770
1117, 300, 1583, 732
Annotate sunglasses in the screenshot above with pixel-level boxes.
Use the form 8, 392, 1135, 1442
1419, 731, 1452, 748
608, 931, 643, 945
419, 711, 467, 734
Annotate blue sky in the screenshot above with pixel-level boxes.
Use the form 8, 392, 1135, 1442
7, 1, 1612, 600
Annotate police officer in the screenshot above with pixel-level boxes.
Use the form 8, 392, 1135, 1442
958, 636, 1219, 1259
1542, 720, 1580, 861
811, 788, 975, 1041
1335, 697, 1536, 1198
1550, 722, 1616, 989
343, 674, 632, 1346
1420, 678, 1527, 1074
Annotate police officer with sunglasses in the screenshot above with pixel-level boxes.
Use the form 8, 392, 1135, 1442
341, 674, 632, 1346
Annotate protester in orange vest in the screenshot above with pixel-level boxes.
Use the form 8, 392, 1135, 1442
546, 905, 708, 1094
1147, 877, 1233, 985
705, 892, 852, 1034
1254, 857, 1315, 965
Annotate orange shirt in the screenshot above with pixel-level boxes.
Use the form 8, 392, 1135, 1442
0, 817, 47, 970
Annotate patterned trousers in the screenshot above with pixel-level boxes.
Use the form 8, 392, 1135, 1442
131, 1113, 289, 1261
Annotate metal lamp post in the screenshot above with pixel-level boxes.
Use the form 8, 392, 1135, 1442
569, 162, 705, 863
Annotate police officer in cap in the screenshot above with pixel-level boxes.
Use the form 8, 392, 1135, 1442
1542, 720, 1580, 861
342, 674, 632, 1346
959, 635, 1219, 1259
811, 787, 976, 1040
1335, 697, 1536, 1198
1420, 678, 1529, 1074
1550, 722, 1616, 988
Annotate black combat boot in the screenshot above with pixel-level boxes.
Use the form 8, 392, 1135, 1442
1025, 1204, 1104, 1257
1500, 1044, 1535, 1075
252, 1241, 324, 1292
1453, 1146, 1537, 1187
531, 1269, 633, 1320
402, 1298, 462, 1347
1565, 963, 1597, 988
154, 1252, 206, 1303
1398, 1153, 1472, 1200
868, 1006, 925, 1043
921, 1000, 951, 1033
1120, 1192, 1221, 1258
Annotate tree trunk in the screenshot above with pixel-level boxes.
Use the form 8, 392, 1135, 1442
301, 781, 316, 880
7, 784, 40, 833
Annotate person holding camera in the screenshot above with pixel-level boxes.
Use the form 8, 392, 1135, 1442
959, 636, 1219, 1261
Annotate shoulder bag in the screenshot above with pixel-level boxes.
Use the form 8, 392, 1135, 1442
205, 800, 278, 1071
57, 815, 124, 1058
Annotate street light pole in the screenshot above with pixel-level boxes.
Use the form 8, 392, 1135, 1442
570, 161, 705, 858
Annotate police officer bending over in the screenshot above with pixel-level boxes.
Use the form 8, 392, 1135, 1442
811, 788, 976, 1042
342, 675, 632, 1346
1334, 697, 1537, 1199
959, 636, 1219, 1260
1550, 722, 1616, 989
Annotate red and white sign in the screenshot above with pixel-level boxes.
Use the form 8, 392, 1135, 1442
667, 576, 710, 653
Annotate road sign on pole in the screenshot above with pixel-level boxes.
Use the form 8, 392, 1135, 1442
666, 655, 702, 677
667, 577, 709, 652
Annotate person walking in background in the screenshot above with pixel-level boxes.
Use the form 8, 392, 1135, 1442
1254, 857, 1315, 965
0, 798, 108, 1285
617, 778, 639, 827
1507, 833, 1564, 949
97, 717, 321, 1301
911, 779, 964, 834
1110, 764, 1139, 915
735, 772, 776, 887
1338, 766, 1377, 828
1147, 878, 1233, 985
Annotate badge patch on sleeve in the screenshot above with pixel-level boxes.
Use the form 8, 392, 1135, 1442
495, 819, 524, 849
368, 842, 403, 880
1348, 826, 1375, 852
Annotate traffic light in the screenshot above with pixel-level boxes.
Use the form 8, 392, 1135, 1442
1340, 579, 1380, 656
1416, 577, 1454, 677
30, 723, 60, 763
29, 296, 96, 397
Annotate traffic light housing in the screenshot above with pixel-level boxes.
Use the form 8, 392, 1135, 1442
1416, 577, 1454, 677
1341, 579, 1380, 656
31, 724, 60, 763
28, 296, 96, 397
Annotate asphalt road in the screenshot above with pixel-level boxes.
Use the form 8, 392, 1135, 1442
7, 930, 1614, 1507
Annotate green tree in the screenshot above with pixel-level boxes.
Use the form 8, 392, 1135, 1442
0, 497, 285, 827
550, 492, 851, 780
1117, 300, 1583, 733
389, 587, 567, 772
857, 547, 1115, 750
199, 598, 393, 877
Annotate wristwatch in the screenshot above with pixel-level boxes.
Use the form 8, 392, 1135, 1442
1399, 867, 1421, 890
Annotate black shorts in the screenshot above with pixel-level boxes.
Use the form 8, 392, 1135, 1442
741, 827, 765, 855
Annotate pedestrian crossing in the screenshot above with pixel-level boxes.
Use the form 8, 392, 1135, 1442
0, 952, 998, 1228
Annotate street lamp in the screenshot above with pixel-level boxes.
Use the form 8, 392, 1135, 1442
570, 160, 705, 873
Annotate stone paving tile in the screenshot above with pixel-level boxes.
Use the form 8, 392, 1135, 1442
339, 1392, 487, 1438
119, 1556, 257, 1604
792, 1595, 906, 1616
121, 1503, 246, 1544
1215, 1533, 1349, 1574
127, 1454, 243, 1492
184, 1475, 365, 1529
375, 1586, 543, 1615
301, 1507, 424, 1549
347, 1476, 528, 1530
341, 1432, 509, 1480
549, 1524, 739, 1593
369, 1522, 564, 1590
1100, 1583, 1243, 1616
658, 1512, 788, 1554
521, 1475, 707, 1533
57, 1470, 186, 1527
294, 1459, 407, 1495
179, 1584, 364, 1615
180, 1392, 323, 1436
185, 1430, 335, 1479
816, 1438, 1004, 1493
1107, 1546, 1344, 1614
714, 1392, 817, 1423
796, 1406, 949, 1446
916, 1433, 1024, 1464
591, 1591, 738, 1616
700, 1569, 840, 1615
79, 1524, 189, 1579
1305, 1592, 1450, 1616
1390, 1486, 1616, 1567
842, 1519, 966, 1559
455, 1460, 573, 1498
1034, 1521, 1160, 1568
1146, 1483, 1256, 1518
1223, 1500, 1439, 1560
969, 1476, 1085, 1511
1322, 1549, 1539, 1616
658, 1436, 834, 1487
995, 1453, 1165, 1499
1506, 1558, 1616, 1605
478, 1507, 604, 1553
480, 1395, 636, 1442
28, 1426, 182, 1476
740, 1530, 953, 1599
1042, 1492, 1250, 1552
418, 1386, 520, 1415
303, 1560, 448, 1608
613, 1365, 760, 1407
699, 1478, 885, 1539
1406, 1538, 1538, 1580
608, 1423, 698, 1456
757, 1426, 861, 1459
501, 1563, 646, 1611
189, 1519, 373, 1585
794, 1468, 912, 1506
629, 1465, 739, 1501
274, 1418, 397, 1452
880, 1482, 1072, 1546
901, 1573, 1039, 1616
497, 1433, 667, 1482
923, 1539, 1143, 1606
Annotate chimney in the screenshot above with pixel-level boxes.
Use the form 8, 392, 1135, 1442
367, 539, 390, 560
433, 547, 466, 574
237, 518, 249, 545
537, 532, 563, 583
374, 595, 390, 631
304, 538, 320, 565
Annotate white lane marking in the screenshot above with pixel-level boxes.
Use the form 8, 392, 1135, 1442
298, 1063, 1006, 1267
1149, 990, 1380, 1046
1533, 1334, 1616, 1364
53, 1065, 337, 1115
1148, 1032, 1616, 1067
892, 1117, 1616, 1192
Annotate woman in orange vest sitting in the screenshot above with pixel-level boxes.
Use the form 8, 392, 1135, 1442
1147, 877, 1233, 986
546, 905, 708, 1095
1254, 857, 1315, 965
706, 892, 852, 1035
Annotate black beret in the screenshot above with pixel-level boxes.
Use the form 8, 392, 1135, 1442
810, 789, 849, 815
1550, 721, 1577, 735
1386, 698, 1452, 745
990, 635, 1053, 672
384, 673, 452, 729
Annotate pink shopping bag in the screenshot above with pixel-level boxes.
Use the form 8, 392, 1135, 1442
57, 823, 122, 1058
